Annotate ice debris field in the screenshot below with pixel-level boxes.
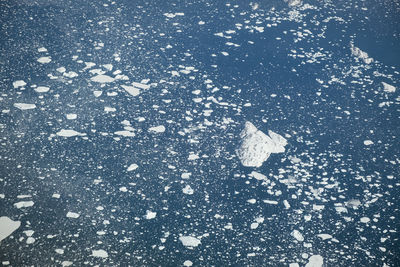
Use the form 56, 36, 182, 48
0, 0, 399, 266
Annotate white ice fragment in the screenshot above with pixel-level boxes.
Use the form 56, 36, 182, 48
90, 74, 114, 83
38, 47, 47, 52
179, 236, 201, 248
131, 82, 150, 90
93, 90, 102, 97
34, 86, 50, 93
127, 164, 138, 171
104, 107, 116, 112
247, 199, 257, 204
317, 234, 332, 240
114, 131, 135, 137
121, 85, 140, 96
236, 122, 287, 167
14, 103, 36, 110
56, 129, 86, 137
182, 185, 194, 195
66, 212, 80, 219
52, 193, 60, 198
381, 82, 396, 93
148, 125, 165, 133
0, 217, 21, 242
188, 154, 199, 160
13, 80, 27, 88
250, 222, 259, 229
91, 249, 108, 258
360, 217, 370, 223
181, 172, 191, 179
145, 210, 157, 220
305, 255, 324, 267
291, 230, 304, 242
37, 56, 51, 64
289, 264, 300, 267
249, 171, 267, 181
55, 249, 64, 254
286, 0, 302, 7
364, 140, 374, 146
183, 260, 193, 267
66, 114, 77, 120
14, 201, 34, 209
350, 43, 373, 64
56, 67, 66, 73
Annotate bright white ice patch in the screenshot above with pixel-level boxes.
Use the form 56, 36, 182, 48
350, 43, 373, 64
34, 86, 50, 93
182, 185, 194, 195
179, 236, 201, 248
364, 140, 374, 146
14, 201, 34, 209
37, 56, 52, 64
66, 114, 77, 120
90, 74, 114, 83
183, 260, 193, 266
13, 80, 26, 88
114, 131, 135, 137
121, 85, 140, 96
56, 129, 86, 137
91, 249, 108, 258
149, 125, 166, 133
14, 103, 36, 110
291, 230, 304, 242
66, 212, 80, 219
305, 255, 324, 267
382, 82, 396, 93
236, 121, 287, 167
145, 210, 157, 220
127, 164, 138, 171
0, 217, 21, 242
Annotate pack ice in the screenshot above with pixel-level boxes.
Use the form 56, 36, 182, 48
236, 121, 287, 167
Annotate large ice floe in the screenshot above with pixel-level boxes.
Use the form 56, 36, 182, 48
236, 121, 287, 167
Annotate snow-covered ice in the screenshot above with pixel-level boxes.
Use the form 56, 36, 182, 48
91, 249, 108, 258
0, 217, 21, 242
56, 129, 86, 137
66, 212, 80, 219
305, 255, 324, 267
148, 125, 166, 133
37, 56, 52, 64
179, 236, 201, 248
14, 201, 34, 209
14, 103, 36, 110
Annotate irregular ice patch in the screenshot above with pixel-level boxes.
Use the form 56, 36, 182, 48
381, 82, 396, 93
182, 185, 194, 195
350, 43, 373, 64
91, 249, 108, 258
145, 210, 157, 219
114, 131, 135, 137
34, 86, 50, 93
291, 230, 304, 242
14, 103, 36, 110
236, 121, 287, 167
148, 125, 166, 133
90, 74, 114, 83
56, 129, 86, 137
14, 201, 34, 209
121, 85, 140, 96
179, 236, 201, 248
127, 164, 138, 171
0, 216, 21, 242
305, 255, 324, 267
37, 56, 51, 64
13, 80, 26, 88
66, 212, 80, 219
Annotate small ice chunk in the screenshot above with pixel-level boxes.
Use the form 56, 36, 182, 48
90, 74, 114, 83
38, 47, 47, 52
360, 217, 370, 223
132, 82, 150, 90
188, 154, 199, 160
55, 249, 64, 254
250, 222, 259, 229
14, 103, 36, 110
56, 129, 86, 137
127, 164, 138, 171
249, 171, 267, 181
305, 255, 324, 267
114, 131, 135, 137
66, 212, 80, 219
37, 56, 51, 63
179, 236, 201, 248
121, 85, 140, 96
317, 234, 332, 240
291, 230, 304, 242
91, 249, 108, 258
182, 185, 194, 195
181, 172, 191, 179
56, 67, 66, 73
66, 114, 77, 120
0, 217, 21, 242
34, 86, 50, 93
14, 201, 34, 209
381, 82, 396, 93
13, 80, 27, 88
149, 125, 165, 133
145, 210, 157, 219
183, 260, 193, 267
236, 122, 287, 167
104, 107, 116, 112
364, 140, 374, 146
93, 90, 102, 97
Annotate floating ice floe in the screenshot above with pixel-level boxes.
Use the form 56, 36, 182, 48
90, 74, 114, 83
14, 103, 36, 110
381, 82, 396, 93
37, 56, 52, 64
66, 212, 80, 219
350, 43, 373, 64
305, 255, 324, 267
13, 80, 26, 88
121, 85, 140, 96
236, 121, 287, 167
148, 125, 166, 133
0, 216, 21, 242
56, 129, 86, 137
145, 210, 157, 219
179, 236, 201, 248
127, 163, 138, 171
34, 86, 50, 93
91, 249, 108, 258
14, 201, 34, 209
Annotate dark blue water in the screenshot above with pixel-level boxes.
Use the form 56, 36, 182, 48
0, 0, 399, 266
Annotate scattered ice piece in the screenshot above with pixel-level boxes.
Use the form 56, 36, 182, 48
14, 103, 36, 110
91, 249, 108, 258
145, 210, 157, 220
104, 107, 116, 112
286, 0, 302, 7
93, 90, 102, 97
317, 234, 332, 240
61, 261, 73, 266
114, 131, 135, 137
148, 125, 165, 133
132, 82, 150, 90
360, 217, 370, 223
13, 80, 27, 88
56, 67, 66, 73
26, 237, 35, 244
34, 86, 50, 93
188, 154, 199, 160
181, 172, 191, 179
90, 74, 114, 83
121, 85, 140, 96
55, 249, 64, 254
66, 114, 77, 120
250, 222, 259, 229
381, 82, 396, 93
183, 260, 193, 267
364, 140, 374, 146
236, 122, 287, 167
263, 200, 278, 205
179, 236, 201, 248
52, 193, 60, 198
182, 185, 194, 195
289, 264, 300, 267
66, 212, 80, 219
127, 164, 138, 171
37, 56, 51, 64
291, 230, 304, 242
63, 71, 78, 78
305, 255, 324, 267
249, 171, 267, 181
247, 199, 257, 204
0, 217, 21, 242
38, 47, 47, 52
119, 187, 128, 192
350, 43, 373, 64
56, 129, 86, 137
14, 201, 34, 209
